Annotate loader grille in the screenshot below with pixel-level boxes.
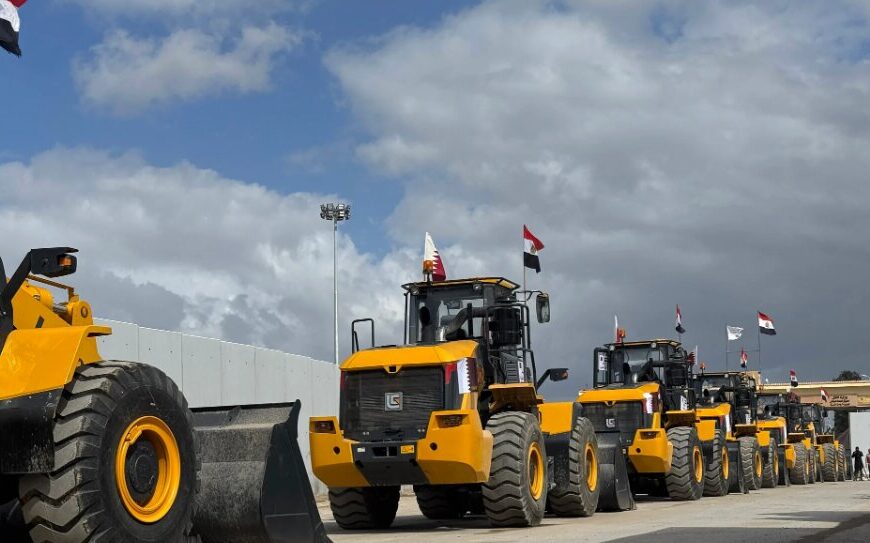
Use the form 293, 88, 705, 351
581, 401, 647, 446
341, 367, 444, 442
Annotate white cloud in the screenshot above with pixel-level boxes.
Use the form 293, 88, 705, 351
0, 148, 411, 362
326, 0, 870, 385
73, 24, 300, 115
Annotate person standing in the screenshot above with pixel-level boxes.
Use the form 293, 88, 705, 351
853, 447, 865, 481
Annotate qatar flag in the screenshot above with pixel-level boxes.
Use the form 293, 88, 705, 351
423, 232, 446, 282
1, 0, 26, 57
758, 311, 776, 335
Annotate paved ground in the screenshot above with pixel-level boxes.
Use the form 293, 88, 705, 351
318, 480, 870, 543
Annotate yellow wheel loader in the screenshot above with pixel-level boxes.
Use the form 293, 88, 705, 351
310, 277, 600, 529
758, 392, 819, 485
578, 339, 713, 509
694, 372, 782, 493
800, 403, 843, 482
0, 248, 329, 543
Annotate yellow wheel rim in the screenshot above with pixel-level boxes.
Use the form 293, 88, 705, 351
528, 441, 545, 500
754, 451, 762, 479
115, 416, 181, 524
585, 443, 598, 492
722, 446, 730, 481
693, 446, 703, 483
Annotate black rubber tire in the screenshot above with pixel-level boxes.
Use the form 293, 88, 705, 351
329, 487, 400, 529
821, 444, 837, 482
665, 426, 704, 501
413, 485, 469, 520
548, 416, 600, 517
482, 411, 547, 527
18, 361, 198, 543
739, 437, 763, 491
777, 448, 791, 487
703, 430, 728, 497
808, 446, 817, 484
837, 444, 847, 481
789, 442, 810, 485
814, 448, 824, 483
761, 439, 778, 488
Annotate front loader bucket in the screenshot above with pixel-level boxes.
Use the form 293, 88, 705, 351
595, 434, 635, 512
192, 401, 331, 543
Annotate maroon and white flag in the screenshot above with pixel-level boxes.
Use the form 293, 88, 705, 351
423, 232, 447, 282
1, 0, 26, 57
758, 311, 776, 335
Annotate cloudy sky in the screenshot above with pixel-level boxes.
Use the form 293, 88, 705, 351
3, 0, 869, 397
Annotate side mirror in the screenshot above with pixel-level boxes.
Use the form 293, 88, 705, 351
535, 367, 569, 389
536, 293, 550, 323
549, 368, 569, 382
822, 409, 829, 418
30, 247, 78, 278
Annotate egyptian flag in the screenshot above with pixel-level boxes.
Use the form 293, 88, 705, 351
0, 0, 25, 57
423, 232, 447, 282
740, 348, 748, 369
675, 305, 685, 334
523, 225, 544, 273
820, 387, 829, 404
789, 369, 799, 387
758, 311, 776, 335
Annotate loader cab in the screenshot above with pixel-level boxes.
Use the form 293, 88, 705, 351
401, 277, 544, 386
593, 339, 695, 411
693, 372, 758, 425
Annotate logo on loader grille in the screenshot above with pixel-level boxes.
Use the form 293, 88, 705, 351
606, 417, 616, 428
385, 392, 403, 411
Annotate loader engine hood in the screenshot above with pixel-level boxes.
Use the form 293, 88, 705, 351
341, 339, 478, 372
577, 382, 660, 403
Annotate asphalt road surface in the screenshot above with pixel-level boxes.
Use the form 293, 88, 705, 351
319, 480, 870, 543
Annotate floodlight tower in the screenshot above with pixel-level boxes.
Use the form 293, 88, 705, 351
320, 203, 351, 365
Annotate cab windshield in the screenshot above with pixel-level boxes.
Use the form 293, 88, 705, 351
407, 284, 498, 344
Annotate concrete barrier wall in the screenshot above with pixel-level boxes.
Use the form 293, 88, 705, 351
95, 319, 338, 496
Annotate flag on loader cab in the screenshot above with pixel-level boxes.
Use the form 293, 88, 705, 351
0, 0, 26, 57
758, 311, 776, 335
740, 348, 748, 369
675, 305, 685, 334
790, 369, 799, 387
726, 326, 743, 341
423, 232, 447, 282
820, 387, 829, 404
523, 225, 544, 273
687, 345, 698, 366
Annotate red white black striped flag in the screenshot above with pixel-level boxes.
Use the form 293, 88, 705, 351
758, 311, 776, 335
675, 305, 685, 334
789, 369, 798, 387
820, 387, 829, 403
0, 0, 26, 57
523, 225, 544, 273
740, 348, 748, 369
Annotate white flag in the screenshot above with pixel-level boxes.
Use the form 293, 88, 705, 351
726, 326, 743, 341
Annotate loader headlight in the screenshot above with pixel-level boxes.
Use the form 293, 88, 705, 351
312, 420, 336, 434
436, 414, 467, 428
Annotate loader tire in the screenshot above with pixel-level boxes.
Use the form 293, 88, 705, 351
329, 487, 400, 529
789, 442, 810, 485
703, 430, 729, 497
414, 485, 469, 520
761, 439, 779, 488
777, 448, 791, 487
821, 444, 837, 482
739, 436, 763, 491
19, 361, 198, 543
814, 448, 824, 483
837, 444, 847, 481
482, 411, 547, 527
547, 416, 600, 517
665, 426, 704, 501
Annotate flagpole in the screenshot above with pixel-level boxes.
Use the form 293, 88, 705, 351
522, 226, 527, 296
724, 323, 728, 371
757, 318, 763, 377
